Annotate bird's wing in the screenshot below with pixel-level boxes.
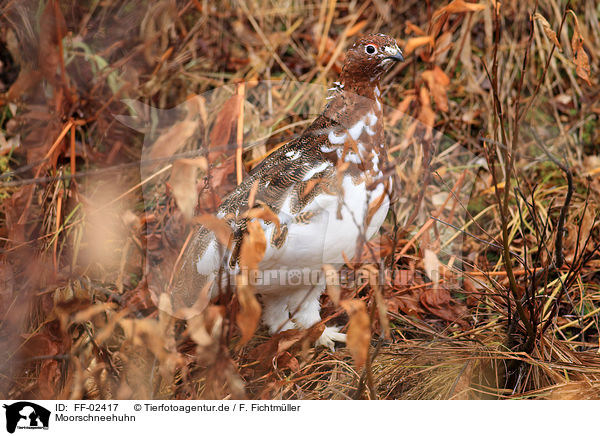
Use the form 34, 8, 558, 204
171, 123, 341, 306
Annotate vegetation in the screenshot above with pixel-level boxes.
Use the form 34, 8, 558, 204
0, 0, 598, 399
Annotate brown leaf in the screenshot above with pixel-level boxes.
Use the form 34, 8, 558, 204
38, 0, 67, 85
208, 155, 238, 199
423, 248, 441, 282
248, 326, 323, 370
577, 208, 595, 254
450, 361, 474, 399
322, 264, 341, 306
389, 94, 415, 125
422, 66, 450, 112
243, 204, 281, 234
236, 279, 261, 346
353, 235, 394, 264
239, 220, 266, 271
388, 290, 426, 317
404, 21, 426, 36
187, 314, 213, 347
568, 11, 592, 86
433, 64, 451, 87
235, 220, 266, 345
148, 100, 200, 162
39, 360, 61, 398
193, 214, 233, 248
123, 278, 156, 313
209, 93, 242, 162
119, 314, 178, 376
169, 157, 208, 221
71, 303, 116, 325
340, 299, 370, 369
433, 31, 454, 63
347, 20, 368, 37
434, 0, 486, 18
404, 36, 434, 55
363, 264, 390, 339
420, 288, 469, 329
276, 352, 300, 372
5, 69, 42, 101
534, 13, 562, 51
418, 86, 435, 137
565, 207, 595, 264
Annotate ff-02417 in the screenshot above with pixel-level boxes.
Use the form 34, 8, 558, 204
71, 403, 119, 412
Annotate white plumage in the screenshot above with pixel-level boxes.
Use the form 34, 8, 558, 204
173, 33, 404, 349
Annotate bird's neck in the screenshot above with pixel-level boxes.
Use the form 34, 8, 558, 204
321, 79, 386, 176
340, 74, 381, 100
323, 78, 383, 122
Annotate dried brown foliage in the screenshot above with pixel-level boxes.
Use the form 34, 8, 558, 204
0, 0, 599, 400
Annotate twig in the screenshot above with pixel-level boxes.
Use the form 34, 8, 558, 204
431, 216, 524, 263
235, 81, 245, 185
530, 130, 573, 269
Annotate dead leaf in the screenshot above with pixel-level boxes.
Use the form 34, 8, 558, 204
423, 248, 441, 282
404, 36, 434, 55
418, 86, 435, 137
148, 102, 199, 162
187, 314, 213, 347
340, 299, 370, 369
388, 290, 426, 317
420, 288, 469, 329
568, 11, 592, 86
209, 93, 242, 162
565, 207, 595, 264
276, 352, 300, 372
248, 326, 323, 370
433, 65, 451, 87
243, 203, 281, 234
239, 220, 266, 271
389, 94, 415, 125
236, 279, 261, 346
422, 66, 450, 112
71, 303, 116, 325
38, 0, 67, 85
577, 208, 595, 255
236, 220, 266, 345
434, 0, 486, 18
405, 21, 426, 36
364, 265, 390, 339
534, 13, 562, 51
347, 20, 368, 37
450, 361, 473, 399
433, 31, 453, 63
5, 69, 42, 101
193, 214, 233, 248
322, 264, 341, 306
119, 310, 178, 377
123, 278, 156, 313
208, 155, 238, 199
169, 157, 208, 221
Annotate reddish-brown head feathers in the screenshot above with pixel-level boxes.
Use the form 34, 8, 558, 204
340, 34, 404, 90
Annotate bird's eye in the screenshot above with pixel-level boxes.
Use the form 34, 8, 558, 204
365, 44, 377, 54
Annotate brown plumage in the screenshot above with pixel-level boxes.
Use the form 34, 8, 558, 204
172, 34, 404, 349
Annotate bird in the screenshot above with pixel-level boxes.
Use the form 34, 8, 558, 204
172, 34, 404, 349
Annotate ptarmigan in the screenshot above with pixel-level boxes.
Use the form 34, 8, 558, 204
173, 34, 404, 349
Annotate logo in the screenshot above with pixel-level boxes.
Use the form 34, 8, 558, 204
3, 402, 50, 434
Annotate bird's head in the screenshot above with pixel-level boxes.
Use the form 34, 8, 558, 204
341, 33, 404, 87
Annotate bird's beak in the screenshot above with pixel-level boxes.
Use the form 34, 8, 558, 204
384, 45, 404, 62
389, 51, 404, 62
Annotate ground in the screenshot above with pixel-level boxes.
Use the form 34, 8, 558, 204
0, 0, 599, 399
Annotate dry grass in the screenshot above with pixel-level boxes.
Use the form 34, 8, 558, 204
0, 0, 599, 400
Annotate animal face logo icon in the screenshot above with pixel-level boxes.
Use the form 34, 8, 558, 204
3, 402, 50, 433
